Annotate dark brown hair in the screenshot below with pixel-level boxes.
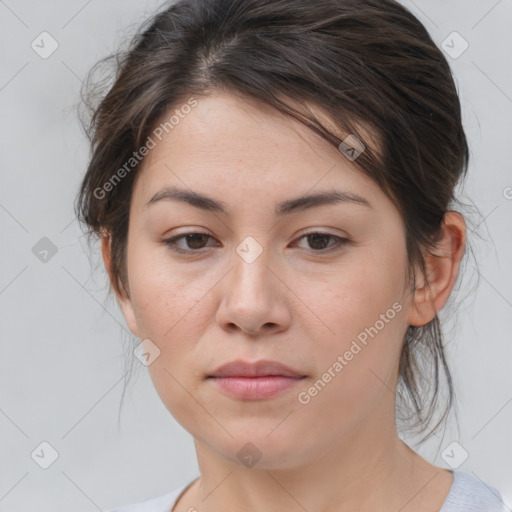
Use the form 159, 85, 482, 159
75, 0, 476, 442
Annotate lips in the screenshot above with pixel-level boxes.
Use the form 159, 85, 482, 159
208, 359, 305, 378
207, 360, 307, 400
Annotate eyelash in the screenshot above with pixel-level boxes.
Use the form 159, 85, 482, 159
161, 231, 350, 255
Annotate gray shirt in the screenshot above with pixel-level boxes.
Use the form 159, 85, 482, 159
439, 470, 509, 511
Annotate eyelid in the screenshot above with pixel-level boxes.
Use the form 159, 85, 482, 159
291, 232, 350, 252
162, 231, 218, 254
161, 229, 350, 255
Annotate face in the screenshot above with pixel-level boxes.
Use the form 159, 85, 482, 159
112, 91, 418, 469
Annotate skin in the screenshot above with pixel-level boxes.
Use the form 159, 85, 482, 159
102, 91, 466, 512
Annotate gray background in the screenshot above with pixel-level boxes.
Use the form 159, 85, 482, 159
1, 0, 511, 510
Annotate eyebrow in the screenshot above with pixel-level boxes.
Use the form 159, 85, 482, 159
144, 185, 373, 216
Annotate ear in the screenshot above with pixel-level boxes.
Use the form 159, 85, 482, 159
101, 233, 141, 338
407, 212, 466, 327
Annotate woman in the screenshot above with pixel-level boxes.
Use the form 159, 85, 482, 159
75, 0, 507, 510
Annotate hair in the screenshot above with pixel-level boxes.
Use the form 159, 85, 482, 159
75, 0, 479, 444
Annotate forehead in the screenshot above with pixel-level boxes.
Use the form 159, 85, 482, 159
131, 91, 383, 213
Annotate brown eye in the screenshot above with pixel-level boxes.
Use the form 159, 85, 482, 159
162, 232, 216, 254
294, 232, 350, 253
162, 231, 350, 256
183, 233, 210, 249
306, 233, 332, 250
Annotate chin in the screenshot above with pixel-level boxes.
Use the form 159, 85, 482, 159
216, 428, 305, 469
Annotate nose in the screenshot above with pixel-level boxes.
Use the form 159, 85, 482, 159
215, 240, 291, 337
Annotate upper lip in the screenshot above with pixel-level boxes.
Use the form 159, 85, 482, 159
208, 359, 305, 378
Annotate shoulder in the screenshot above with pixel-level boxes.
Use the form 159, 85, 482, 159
439, 470, 508, 512
106, 480, 193, 512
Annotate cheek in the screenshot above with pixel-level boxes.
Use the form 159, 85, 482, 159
128, 248, 207, 339
126, 248, 225, 380
300, 248, 407, 402
126, 255, 212, 427
308, 251, 406, 343
294, 291, 406, 442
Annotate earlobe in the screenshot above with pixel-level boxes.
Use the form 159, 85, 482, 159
100, 233, 141, 338
407, 269, 435, 327
407, 212, 466, 327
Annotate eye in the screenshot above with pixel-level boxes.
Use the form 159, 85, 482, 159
293, 232, 350, 253
162, 231, 350, 255
162, 232, 217, 254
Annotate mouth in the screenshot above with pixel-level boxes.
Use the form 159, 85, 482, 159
206, 359, 307, 400
208, 359, 305, 378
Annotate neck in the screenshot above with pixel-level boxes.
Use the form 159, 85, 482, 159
185, 421, 441, 512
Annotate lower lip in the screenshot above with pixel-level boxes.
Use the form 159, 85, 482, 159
208, 376, 305, 400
